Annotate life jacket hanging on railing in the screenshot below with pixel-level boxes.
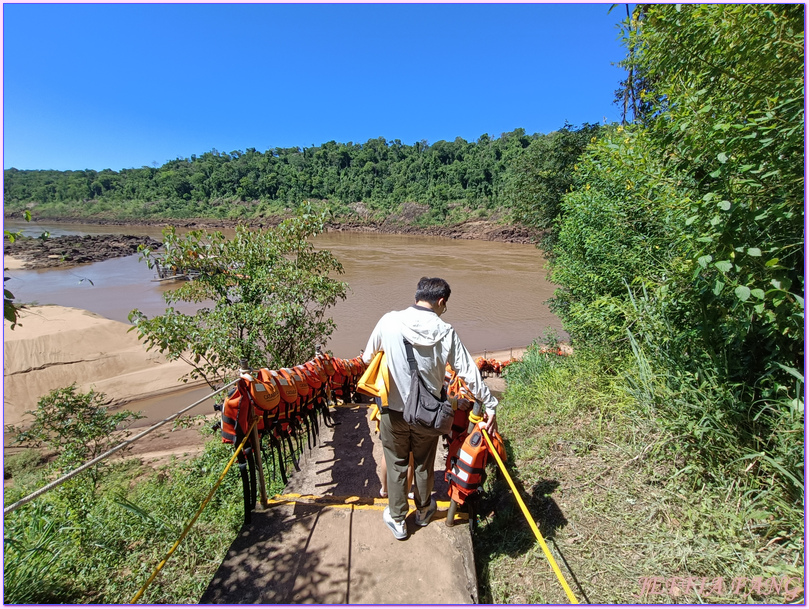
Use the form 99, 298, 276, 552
249, 368, 289, 486
269, 369, 302, 473
329, 357, 349, 403
219, 377, 258, 524
304, 356, 336, 427
295, 363, 322, 444
445, 421, 507, 507
283, 366, 314, 450
277, 367, 307, 453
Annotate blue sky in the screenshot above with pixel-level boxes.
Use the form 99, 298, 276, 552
3, 2, 629, 172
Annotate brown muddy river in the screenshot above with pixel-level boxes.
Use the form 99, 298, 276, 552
4, 221, 564, 424
4, 221, 565, 356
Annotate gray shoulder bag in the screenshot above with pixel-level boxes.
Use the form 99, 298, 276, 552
402, 339, 454, 436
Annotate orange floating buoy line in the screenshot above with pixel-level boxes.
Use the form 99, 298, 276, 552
213, 347, 370, 524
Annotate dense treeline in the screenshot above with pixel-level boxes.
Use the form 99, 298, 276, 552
477, 5, 804, 602
3, 126, 599, 225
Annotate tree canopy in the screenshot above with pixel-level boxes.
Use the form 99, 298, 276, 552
3, 127, 597, 227
541, 2, 803, 539
129, 210, 347, 387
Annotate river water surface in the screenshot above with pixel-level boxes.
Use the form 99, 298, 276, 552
5, 221, 565, 356
5, 221, 564, 424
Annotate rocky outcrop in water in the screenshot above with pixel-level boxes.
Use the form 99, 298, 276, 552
3, 234, 163, 269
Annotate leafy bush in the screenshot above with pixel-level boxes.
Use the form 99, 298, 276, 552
3, 430, 284, 604
129, 209, 348, 387
6, 384, 143, 485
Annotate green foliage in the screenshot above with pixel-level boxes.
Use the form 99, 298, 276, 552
550, 126, 696, 350
2, 434, 258, 603
6, 384, 143, 484
3, 449, 44, 482
3, 129, 560, 225
638, 3, 804, 394
4, 209, 32, 328
515, 2, 805, 572
506, 123, 602, 252
478, 342, 802, 603
129, 209, 347, 386
4, 503, 74, 603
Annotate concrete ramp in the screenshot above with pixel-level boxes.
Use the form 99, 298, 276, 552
200, 404, 478, 604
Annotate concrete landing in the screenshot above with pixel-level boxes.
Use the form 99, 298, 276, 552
200, 404, 478, 604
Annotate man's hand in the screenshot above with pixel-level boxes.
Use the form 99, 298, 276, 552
479, 412, 497, 436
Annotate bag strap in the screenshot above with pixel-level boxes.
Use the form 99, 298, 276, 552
403, 338, 448, 401
403, 339, 418, 372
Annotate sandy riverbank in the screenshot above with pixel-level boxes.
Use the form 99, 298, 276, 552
2, 305, 557, 475
3, 305, 202, 427
3, 305, 536, 429
3, 302, 540, 425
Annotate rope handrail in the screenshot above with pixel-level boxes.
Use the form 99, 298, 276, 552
131, 418, 258, 604
481, 427, 580, 604
3, 379, 238, 516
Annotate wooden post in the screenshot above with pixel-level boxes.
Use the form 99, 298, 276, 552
251, 414, 268, 508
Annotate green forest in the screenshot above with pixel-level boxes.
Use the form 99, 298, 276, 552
3, 3, 804, 604
3, 125, 599, 227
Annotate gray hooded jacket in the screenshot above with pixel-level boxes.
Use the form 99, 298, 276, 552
361, 305, 498, 417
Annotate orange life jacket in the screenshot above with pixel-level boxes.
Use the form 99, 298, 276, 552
445, 423, 506, 505
269, 369, 298, 434
305, 358, 329, 384
319, 353, 337, 377
249, 368, 281, 414
221, 378, 253, 444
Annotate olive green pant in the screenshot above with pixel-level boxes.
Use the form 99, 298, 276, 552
379, 408, 439, 521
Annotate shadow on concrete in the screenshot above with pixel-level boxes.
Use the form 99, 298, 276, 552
316, 406, 380, 498
201, 403, 478, 604
200, 503, 349, 604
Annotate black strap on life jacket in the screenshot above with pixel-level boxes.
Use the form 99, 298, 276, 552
236, 439, 256, 525
221, 417, 236, 443
452, 458, 486, 477
228, 378, 258, 526
447, 470, 483, 491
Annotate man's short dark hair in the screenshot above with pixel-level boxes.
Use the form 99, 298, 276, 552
415, 277, 451, 304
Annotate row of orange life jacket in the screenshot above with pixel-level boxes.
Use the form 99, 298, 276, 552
475, 356, 519, 376
217, 351, 367, 518
220, 352, 368, 448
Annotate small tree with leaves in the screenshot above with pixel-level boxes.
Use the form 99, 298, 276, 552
6, 384, 143, 487
129, 209, 348, 387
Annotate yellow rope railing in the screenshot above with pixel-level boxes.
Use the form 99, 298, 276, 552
481, 428, 580, 604
131, 419, 257, 604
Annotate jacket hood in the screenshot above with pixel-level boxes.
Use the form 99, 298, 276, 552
396, 306, 452, 347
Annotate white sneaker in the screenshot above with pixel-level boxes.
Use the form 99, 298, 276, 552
415, 496, 437, 527
383, 506, 407, 540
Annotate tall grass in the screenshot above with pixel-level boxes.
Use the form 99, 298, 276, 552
622, 289, 805, 555
3, 431, 287, 603
472, 330, 803, 603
